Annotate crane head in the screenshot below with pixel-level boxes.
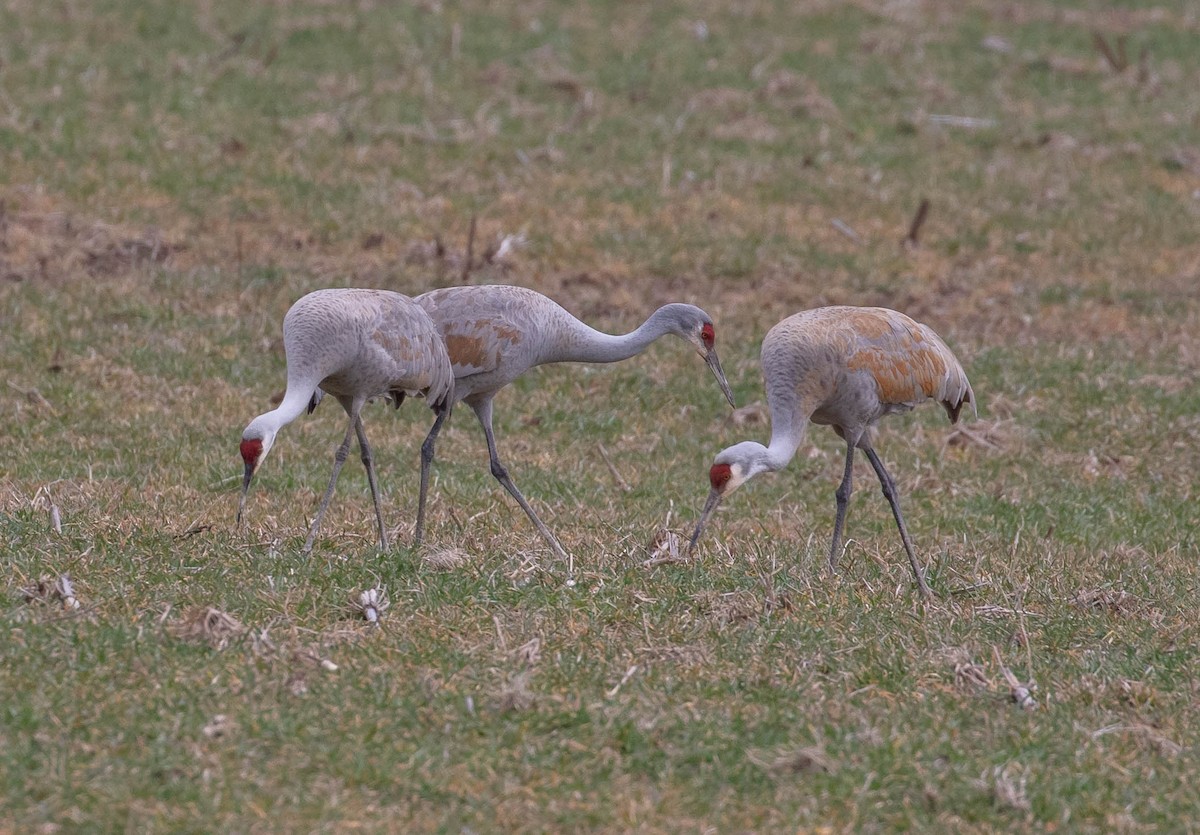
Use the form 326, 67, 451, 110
696, 321, 736, 409
686, 443, 766, 556
236, 422, 277, 527
657, 304, 736, 409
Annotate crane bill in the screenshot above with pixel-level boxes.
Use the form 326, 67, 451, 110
236, 462, 254, 527
705, 350, 736, 409
687, 488, 723, 556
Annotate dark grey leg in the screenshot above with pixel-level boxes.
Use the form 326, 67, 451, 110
354, 416, 388, 551
864, 446, 930, 599
304, 413, 357, 554
414, 404, 451, 546
829, 441, 856, 571
472, 397, 572, 576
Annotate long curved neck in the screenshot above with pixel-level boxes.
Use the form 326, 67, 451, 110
763, 405, 808, 473
254, 383, 313, 435
544, 307, 677, 365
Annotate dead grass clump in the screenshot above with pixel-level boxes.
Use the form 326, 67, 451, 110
1134, 373, 1191, 395
513, 637, 541, 668
171, 606, 245, 650
1103, 544, 1151, 571
977, 763, 1031, 814
936, 647, 990, 690
400, 223, 527, 282
1072, 587, 1134, 614
1081, 450, 1136, 481
687, 86, 752, 118
944, 419, 1020, 452
494, 670, 535, 714
693, 589, 763, 627
711, 115, 780, 144
747, 745, 833, 776
1091, 723, 1183, 758
1116, 679, 1158, 709
0, 200, 178, 282
292, 646, 339, 673
20, 574, 81, 611
1072, 675, 1163, 712
8, 380, 58, 417
81, 226, 175, 275
758, 70, 841, 121
421, 546, 472, 572
637, 644, 712, 667
643, 523, 682, 567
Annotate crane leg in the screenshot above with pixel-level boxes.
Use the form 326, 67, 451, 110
829, 442, 856, 572
304, 414, 357, 554
354, 417, 388, 551
414, 404, 451, 547
863, 447, 931, 599
472, 398, 573, 579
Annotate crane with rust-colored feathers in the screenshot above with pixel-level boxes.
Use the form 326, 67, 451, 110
237, 288, 454, 553
413, 284, 737, 573
687, 306, 975, 598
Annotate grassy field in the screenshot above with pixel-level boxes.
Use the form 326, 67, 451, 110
3, 0, 1199, 830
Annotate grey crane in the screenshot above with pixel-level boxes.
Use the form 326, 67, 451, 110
238, 288, 454, 552
687, 306, 975, 598
412, 284, 736, 572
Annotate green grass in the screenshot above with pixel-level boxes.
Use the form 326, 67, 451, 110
3, 0, 1200, 830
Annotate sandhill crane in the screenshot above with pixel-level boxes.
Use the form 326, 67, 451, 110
686, 306, 975, 598
238, 288, 454, 553
412, 284, 737, 573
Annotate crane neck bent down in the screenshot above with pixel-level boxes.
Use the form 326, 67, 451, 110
243, 386, 313, 440
760, 405, 807, 473
764, 432, 805, 473
715, 420, 806, 487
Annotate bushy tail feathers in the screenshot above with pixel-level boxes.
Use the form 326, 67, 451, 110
942, 363, 976, 424
917, 322, 975, 424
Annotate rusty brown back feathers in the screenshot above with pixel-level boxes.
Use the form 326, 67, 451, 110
763, 306, 974, 427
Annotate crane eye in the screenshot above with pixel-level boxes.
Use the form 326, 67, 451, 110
709, 462, 732, 489
700, 322, 715, 349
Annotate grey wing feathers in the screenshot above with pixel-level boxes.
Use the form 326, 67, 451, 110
419, 327, 455, 410
377, 298, 454, 410
415, 284, 554, 378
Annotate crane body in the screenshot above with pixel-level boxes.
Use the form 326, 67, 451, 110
238, 288, 454, 552
687, 306, 975, 597
413, 284, 736, 571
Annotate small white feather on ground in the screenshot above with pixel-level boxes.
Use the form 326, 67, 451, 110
350, 588, 390, 624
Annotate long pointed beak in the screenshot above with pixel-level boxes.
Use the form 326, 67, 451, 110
687, 488, 724, 556
236, 462, 254, 528
705, 350, 736, 409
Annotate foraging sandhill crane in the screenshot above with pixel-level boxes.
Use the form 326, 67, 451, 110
687, 306, 975, 598
238, 288, 453, 553
413, 284, 737, 571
